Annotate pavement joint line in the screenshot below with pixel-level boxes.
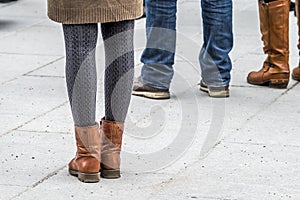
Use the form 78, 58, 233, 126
126, 171, 175, 176
174, 54, 203, 72
230, 83, 298, 89
15, 129, 71, 135
32, 24, 61, 28
186, 196, 237, 200
0, 183, 29, 187
230, 84, 263, 88
231, 51, 264, 62
0, 15, 46, 19
0, 101, 68, 138
22, 56, 64, 76
181, 31, 201, 41
0, 52, 63, 57
0, 77, 18, 85
224, 141, 300, 148
23, 74, 65, 78
9, 165, 67, 200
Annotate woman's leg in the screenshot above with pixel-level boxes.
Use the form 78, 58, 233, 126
101, 20, 135, 123
63, 24, 100, 183
63, 24, 98, 127
100, 20, 135, 179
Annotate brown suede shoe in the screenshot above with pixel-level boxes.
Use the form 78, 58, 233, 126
132, 77, 170, 99
199, 80, 230, 98
100, 118, 124, 179
292, 66, 300, 81
68, 123, 101, 183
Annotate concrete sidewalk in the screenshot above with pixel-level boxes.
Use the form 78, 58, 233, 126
0, 0, 300, 199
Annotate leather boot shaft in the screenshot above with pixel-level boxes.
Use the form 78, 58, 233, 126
100, 118, 124, 179
259, 0, 290, 72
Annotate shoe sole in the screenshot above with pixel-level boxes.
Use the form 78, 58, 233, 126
69, 169, 100, 183
199, 85, 209, 93
292, 74, 300, 81
101, 169, 121, 179
132, 91, 170, 99
200, 85, 229, 98
247, 79, 289, 89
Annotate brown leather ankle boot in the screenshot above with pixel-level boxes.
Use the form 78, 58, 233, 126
247, 0, 290, 88
100, 118, 124, 179
292, 0, 300, 81
68, 123, 101, 183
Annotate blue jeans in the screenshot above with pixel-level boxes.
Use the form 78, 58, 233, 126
141, 0, 177, 90
141, 0, 233, 89
200, 0, 233, 87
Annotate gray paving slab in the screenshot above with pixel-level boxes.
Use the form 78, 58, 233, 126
234, 9, 260, 37
150, 143, 300, 200
226, 83, 300, 146
17, 103, 73, 134
0, 185, 28, 200
0, 0, 46, 18
290, 15, 300, 58
25, 57, 65, 78
177, 1, 202, 38
0, 131, 73, 187
0, 16, 44, 39
0, 76, 67, 136
0, 54, 60, 84
0, 24, 64, 56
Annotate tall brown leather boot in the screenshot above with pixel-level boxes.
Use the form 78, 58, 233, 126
292, 0, 300, 81
68, 123, 101, 183
247, 0, 290, 88
100, 118, 124, 179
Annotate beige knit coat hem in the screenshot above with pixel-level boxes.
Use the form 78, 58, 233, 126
48, 2, 143, 24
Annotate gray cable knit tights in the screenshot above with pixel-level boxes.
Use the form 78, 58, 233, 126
63, 21, 134, 127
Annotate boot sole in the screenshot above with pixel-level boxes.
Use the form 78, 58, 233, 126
132, 91, 170, 99
69, 169, 100, 183
101, 169, 121, 179
292, 75, 300, 81
247, 79, 289, 89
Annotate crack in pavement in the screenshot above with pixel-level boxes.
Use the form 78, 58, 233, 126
0, 101, 68, 138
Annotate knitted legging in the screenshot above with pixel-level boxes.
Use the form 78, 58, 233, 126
63, 21, 134, 127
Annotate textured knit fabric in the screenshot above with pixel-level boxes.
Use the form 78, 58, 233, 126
47, 0, 143, 24
63, 24, 98, 127
63, 21, 134, 126
102, 20, 135, 122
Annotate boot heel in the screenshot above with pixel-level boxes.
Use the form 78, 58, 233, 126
269, 79, 289, 89
77, 172, 100, 183
101, 169, 121, 179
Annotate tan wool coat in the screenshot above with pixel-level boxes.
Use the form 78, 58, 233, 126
47, 0, 143, 24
